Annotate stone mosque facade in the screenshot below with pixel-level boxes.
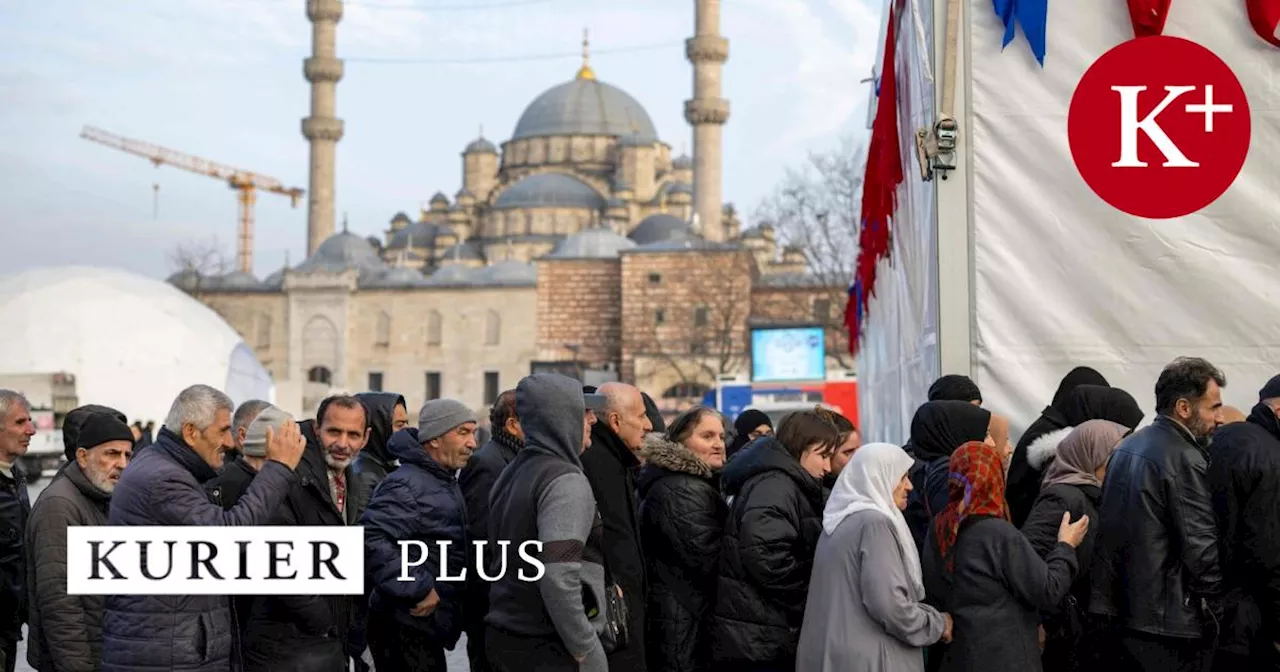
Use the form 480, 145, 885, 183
171, 4, 844, 419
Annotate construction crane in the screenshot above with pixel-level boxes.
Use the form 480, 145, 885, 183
80, 125, 305, 274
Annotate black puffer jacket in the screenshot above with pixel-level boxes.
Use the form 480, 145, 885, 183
1089, 415, 1223, 638
708, 437, 823, 669
240, 440, 352, 672
0, 461, 30, 644
349, 393, 404, 521
636, 434, 726, 672
25, 462, 109, 672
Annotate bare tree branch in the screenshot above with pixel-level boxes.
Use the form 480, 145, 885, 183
167, 236, 232, 295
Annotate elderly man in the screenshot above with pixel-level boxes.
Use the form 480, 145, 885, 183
228, 398, 272, 463
0, 390, 35, 672
361, 398, 478, 671
580, 382, 652, 672
26, 412, 133, 672
101, 384, 305, 672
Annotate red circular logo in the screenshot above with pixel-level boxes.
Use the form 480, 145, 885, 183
1068, 36, 1251, 219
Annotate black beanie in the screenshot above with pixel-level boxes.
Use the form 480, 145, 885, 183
1260, 375, 1280, 401
76, 414, 135, 453
63, 405, 127, 461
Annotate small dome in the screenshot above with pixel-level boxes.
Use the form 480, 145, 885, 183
548, 228, 637, 260
211, 271, 262, 291
629, 213, 694, 245
166, 269, 202, 292
455, 188, 474, 200
430, 191, 450, 205
464, 136, 498, 154
441, 241, 485, 262
263, 268, 285, 288
435, 225, 459, 242
295, 231, 388, 279
672, 154, 693, 170
512, 77, 658, 142
386, 221, 440, 250
476, 260, 537, 286
391, 212, 412, 225
367, 266, 428, 288
606, 197, 626, 209
425, 265, 478, 285
660, 181, 693, 198
494, 173, 607, 210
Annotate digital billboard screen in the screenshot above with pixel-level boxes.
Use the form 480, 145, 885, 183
750, 326, 826, 382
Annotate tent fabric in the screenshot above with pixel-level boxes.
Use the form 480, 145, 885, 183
856, 0, 940, 445
860, 0, 1280, 443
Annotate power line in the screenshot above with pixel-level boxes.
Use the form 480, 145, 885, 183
346, 39, 682, 64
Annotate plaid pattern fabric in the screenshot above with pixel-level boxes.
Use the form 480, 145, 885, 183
332, 470, 346, 515
931, 441, 1011, 571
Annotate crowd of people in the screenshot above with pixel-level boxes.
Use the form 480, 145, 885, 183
0, 355, 1275, 672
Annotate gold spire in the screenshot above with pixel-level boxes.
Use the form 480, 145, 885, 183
576, 28, 596, 80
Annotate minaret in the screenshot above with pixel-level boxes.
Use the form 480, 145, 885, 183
686, 0, 729, 242
303, 0, 345, 256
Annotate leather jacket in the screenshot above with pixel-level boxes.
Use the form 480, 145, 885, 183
1088, 415, 1223, 638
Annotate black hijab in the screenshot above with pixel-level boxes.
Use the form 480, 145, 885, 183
1043, 366, 1110, 426
728, 409, 773, 458
908, 400, 993, 463
1064, 384, 1144, 428
927, 374, 983, 404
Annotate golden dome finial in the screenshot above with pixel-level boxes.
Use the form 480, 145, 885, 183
576, 28, 595, 80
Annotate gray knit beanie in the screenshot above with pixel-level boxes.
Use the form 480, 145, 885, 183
418, 399, 477, 442
242, 406, 294, 457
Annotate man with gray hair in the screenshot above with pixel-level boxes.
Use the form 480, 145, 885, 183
229, 398, 273, 463
0, 389, 35, 672
100, 384, 306, 672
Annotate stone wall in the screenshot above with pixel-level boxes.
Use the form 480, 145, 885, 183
197, 292, 289, 382
619, 248, 754, 392
535, 259, 623, 369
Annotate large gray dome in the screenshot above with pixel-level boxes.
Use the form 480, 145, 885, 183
548, 228, 637, 259
629, 213, 694, 245
386, 221, 441, 250
512, 77, 658, 142
295, 231, 387, 279
494, 173, 607, 210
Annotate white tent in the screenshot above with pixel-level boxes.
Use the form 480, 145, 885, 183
0, 265, 275, 427
858, 0, 1280, 442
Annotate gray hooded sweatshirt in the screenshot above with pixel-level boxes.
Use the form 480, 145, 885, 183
485, 373, 608, 671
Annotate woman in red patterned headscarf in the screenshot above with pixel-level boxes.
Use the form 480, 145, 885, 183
920, 441, 1089, 672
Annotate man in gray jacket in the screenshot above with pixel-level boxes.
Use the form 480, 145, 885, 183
26, 412, 134, 672
485, 373, 611, 672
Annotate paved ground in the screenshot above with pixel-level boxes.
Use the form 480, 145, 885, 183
16, 477, 472, 672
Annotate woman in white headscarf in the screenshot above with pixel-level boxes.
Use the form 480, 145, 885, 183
797, 443, 953, 672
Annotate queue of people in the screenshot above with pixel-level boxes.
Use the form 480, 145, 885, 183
0, 354, 1276, 672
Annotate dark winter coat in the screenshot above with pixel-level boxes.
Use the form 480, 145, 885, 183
25, 462, 110, 672
903, 401, 992, 553
581, 423, 648, 672
1208, 403, 1280, 658
349, 393, 404, 522
708, 437, 824, 669
206, 457, 258, 510
636, 434, 726, 672
929, 516, 1078, 672
101, 427, 297, 672
457, 431, 521, 636
1088, 415, 1223, 639
358, 427, 468, 648
239, 439, 354, 672
0, 461, 30, 644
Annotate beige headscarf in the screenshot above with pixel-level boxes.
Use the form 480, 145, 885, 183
1041, 419, 1128, 489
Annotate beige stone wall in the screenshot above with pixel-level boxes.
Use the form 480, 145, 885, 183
463, 153, 499, 201
535, 259, 623, 368
500, 136, 614, 172
345, 287, 538, 412
619, 249, 754, 388
196, 292, 289, 382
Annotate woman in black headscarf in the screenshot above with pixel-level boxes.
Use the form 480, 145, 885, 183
902, 400, 993, 551
726, 409, 773, 459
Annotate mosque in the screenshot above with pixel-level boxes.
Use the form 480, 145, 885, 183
170, 2, 844, 418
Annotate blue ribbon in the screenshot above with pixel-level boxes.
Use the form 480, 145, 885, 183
992, 0, 1047, 66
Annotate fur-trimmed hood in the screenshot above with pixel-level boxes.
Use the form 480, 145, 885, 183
1026, 426, 1074, 471
640, 433, 714, 479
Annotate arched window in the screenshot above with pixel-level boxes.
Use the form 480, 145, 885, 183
308, 366, 333, 385
485, 310, 501, 346
375, 311, 391, 347
255, 314, 271, 349
426, 310, 443, 346
662, 382, 711, 399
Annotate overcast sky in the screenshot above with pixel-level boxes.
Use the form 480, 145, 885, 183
0, 0, 881, 280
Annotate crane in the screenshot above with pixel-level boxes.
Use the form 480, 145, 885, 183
80, 125, 305, 274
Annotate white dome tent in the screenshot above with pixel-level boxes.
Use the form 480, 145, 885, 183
0, 265, 275, 429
